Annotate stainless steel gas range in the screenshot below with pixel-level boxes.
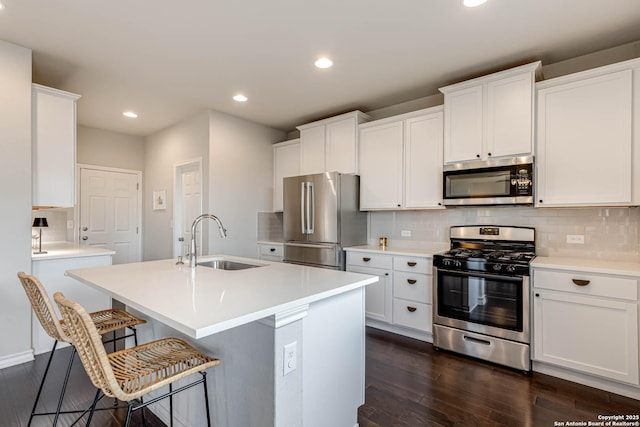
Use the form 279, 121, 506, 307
432, 225, 535, 372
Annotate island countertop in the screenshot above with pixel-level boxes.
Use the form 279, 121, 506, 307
66, 255, 378, 339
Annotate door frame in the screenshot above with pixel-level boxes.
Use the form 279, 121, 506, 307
76, 164, 143, 261
173, 157, 204, 258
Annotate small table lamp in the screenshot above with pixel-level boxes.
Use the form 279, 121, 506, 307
32, 217, 49, 254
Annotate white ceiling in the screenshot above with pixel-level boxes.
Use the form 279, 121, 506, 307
1, 0, 640, 136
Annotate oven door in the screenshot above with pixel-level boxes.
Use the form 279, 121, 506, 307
433, 267, 530, 343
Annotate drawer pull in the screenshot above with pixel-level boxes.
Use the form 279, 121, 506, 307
363, 257, 371, 262
572, 279, 590, 287
407, 279, 417, 285
407, 261, 417, 267
407, 306, 417, 312
270, 248, 276, 252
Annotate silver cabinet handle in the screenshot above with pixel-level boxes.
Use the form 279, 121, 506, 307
82, 227, 88, 231
82, 236, 88, 240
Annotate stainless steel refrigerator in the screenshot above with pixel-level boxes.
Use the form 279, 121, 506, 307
283, 172, 367, 270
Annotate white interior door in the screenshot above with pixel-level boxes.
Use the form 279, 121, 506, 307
80, 167, 141, 264
174, 160, 203, 258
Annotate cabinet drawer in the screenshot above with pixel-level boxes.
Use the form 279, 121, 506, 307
393, 256, 431, 274
393, 299, 432, 333
346, 252, 392, 269
533, 269, 638, 301
259, 243, 283, 257
393, 272, 431, 304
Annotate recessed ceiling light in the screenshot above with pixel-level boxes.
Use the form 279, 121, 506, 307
123, 111, 138, 118
233, 94, 248, 102
0, 3, 5, 10
463, 0, 488, 7
314, 57, 333, 69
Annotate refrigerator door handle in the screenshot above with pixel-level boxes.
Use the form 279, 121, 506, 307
307, 182, 314, 234
285, 242, 335, 250
300, 181, 306, 234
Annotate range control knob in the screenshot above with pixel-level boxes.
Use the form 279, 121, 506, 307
442, 259, 451, 267
506, 264, 517, 273
454, 260, 462, 268
492, 263, 502, 272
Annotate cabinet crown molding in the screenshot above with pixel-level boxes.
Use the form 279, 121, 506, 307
359, 105, 443, 129
536, 57, 640, 90
32, 83, 81, 100
296, 110, 371, 130
439, 60, 542, 94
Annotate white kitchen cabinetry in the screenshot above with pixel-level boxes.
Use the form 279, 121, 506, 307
272, 139, 300, 212
257, 241, 284, 262
392, 255, 432, 334
536, 59, 640, 207
31, 253, 112, 355
532, 266, 639, 385
359, 107, 444, 210
346, 252, 392, 323
439, 61, 541, 164
297, 110, 371, 175
32, 84, 81, 208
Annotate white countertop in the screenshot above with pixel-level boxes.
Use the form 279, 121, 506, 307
66, 254, 378, 339
532, 256, 640, 277
32, 242, 115, 261
345, 243, 449, 258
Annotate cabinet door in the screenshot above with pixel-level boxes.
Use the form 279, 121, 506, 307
443, 85, 483, 163
325, 117, 357, 174
404, 112, 444, 209
300, 125, 325, 175
533, 289, 638, 384
348, 265, 392, 323
536, 70, 633, 206
273, 140, 300, 212
32, 86, 79, 207
486, 73, 533, 158
359, 121, 403, 209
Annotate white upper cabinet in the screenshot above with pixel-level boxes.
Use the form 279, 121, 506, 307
297, 110, 371, 175
32, 84, 81, 208
439, 61, 541, 164
536, 58, 640, 207
359, 107, 444, 210
273, 139, 300, 212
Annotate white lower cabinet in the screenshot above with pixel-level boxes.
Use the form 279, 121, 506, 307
257, 242, 284, 262
346, 250, 433, 338
532, 267, 639, 385
31, 254, 113, 355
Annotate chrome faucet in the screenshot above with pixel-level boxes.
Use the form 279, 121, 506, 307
189, 214, 228, 268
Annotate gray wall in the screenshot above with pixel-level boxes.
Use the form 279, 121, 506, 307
0, 40, 32, 363
143, 111, 210, 261
77, 125, 145, 171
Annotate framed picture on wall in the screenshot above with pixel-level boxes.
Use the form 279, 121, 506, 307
153, 189, 167, 210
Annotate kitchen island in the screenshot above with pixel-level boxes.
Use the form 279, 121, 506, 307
66, 255, 378, 427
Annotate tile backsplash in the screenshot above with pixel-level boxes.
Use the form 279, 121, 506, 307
370, 206, 640, 262
31, 208, 75, 243
257, 212, 284, 242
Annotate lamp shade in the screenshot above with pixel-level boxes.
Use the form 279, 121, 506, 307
32, 217, 49, 228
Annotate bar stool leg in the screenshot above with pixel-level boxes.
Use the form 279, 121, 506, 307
86, 389, 102, 427
124, 402, 134, 427
52, 347, 76, 427
203, 372, 212, 427
169, 383, 173, 427
27, 340, 58, 427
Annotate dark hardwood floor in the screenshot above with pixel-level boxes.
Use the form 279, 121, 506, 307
360, 327, 640, 427
2, 328, 640, 426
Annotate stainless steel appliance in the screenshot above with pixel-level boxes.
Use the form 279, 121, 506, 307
433, 225, 535, 372
283, 172, 367, 270
443, 156, 533, 206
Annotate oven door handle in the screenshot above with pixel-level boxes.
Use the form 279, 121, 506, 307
436, 268, 524, 282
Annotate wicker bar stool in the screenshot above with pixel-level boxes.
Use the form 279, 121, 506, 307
54, 292, 221, 427
17, 272, 146, 427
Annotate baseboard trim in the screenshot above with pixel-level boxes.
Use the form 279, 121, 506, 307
365, 319, 433, 343
0, 350, 34, 369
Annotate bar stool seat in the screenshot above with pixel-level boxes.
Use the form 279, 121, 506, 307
17, 272, 146, 426
55, 291, 221, 427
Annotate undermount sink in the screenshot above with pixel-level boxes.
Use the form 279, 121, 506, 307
198, 259, 262, 270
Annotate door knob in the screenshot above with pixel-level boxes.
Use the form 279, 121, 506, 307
82, 236, 88, 240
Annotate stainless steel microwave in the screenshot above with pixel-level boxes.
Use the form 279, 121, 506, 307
443, 156, 533, 206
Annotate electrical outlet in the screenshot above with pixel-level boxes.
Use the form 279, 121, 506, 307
566, 234, 585, 244
66, 220, 74, 229
401, 230, 411, 237
283, 341, 297, 375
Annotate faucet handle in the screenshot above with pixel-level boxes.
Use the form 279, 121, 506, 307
176, 255, 184, 265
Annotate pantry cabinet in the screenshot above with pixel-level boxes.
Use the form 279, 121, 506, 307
32, 84, 81, 208
532, 265, 639, 385
272, 139, 300, 211
358, 107, 443, 210
297, 110, 371, 175
536, 59, 640, 207
439, 61, 541, 164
